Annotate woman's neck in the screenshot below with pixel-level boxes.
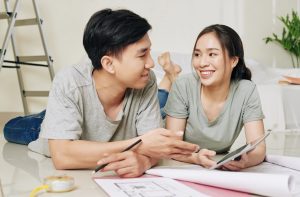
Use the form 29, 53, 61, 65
201, 81, 231, 103
200, 81, 231, 122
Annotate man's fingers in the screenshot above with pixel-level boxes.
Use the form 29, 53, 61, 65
170, 154, 190, 161
97, 151, 130, 165
172, 140, 199, 152
200, 149, 216, 156
160, 130, 184, 138
115, 166, 134, 177
102, 159, 132, 171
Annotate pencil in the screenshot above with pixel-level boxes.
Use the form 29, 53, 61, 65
92, 139, 142, 174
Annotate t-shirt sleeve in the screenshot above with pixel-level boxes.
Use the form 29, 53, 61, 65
39, 74, 83, 140
136, 71, 163, 135
164, 79, 189, 118
243, 85, 265, 123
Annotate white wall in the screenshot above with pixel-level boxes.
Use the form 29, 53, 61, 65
0, 0, 299, 113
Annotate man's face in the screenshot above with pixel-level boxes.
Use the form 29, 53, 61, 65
113, 34, 154, 89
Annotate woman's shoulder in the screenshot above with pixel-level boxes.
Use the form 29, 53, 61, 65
235, 79, 257, 89
232, 79, 258, 97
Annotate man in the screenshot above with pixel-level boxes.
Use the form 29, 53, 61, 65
26, 9, 198, 177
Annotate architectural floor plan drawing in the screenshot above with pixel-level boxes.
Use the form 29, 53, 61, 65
115, 181, 175, 197
94, 177, 208, 197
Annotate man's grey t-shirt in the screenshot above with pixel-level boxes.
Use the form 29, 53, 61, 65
29, 60, 162, 156
164, 74, 264, 153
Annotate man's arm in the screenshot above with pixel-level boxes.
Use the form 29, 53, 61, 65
49, 138, 141, 169
49, 128, 199, 170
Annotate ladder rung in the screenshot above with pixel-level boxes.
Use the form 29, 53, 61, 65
24, 91, 49, 97
18, 55, 48, 62
0, 12, 10, 19
2, 65, 20, 68
15, 18, 38, 26
4, 60, 49, 67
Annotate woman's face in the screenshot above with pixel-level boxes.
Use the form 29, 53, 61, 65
192, 32, 237, 88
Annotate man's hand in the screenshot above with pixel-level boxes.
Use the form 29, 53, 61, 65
138, 128, 199, 159
170, 148, 216, 168
96, 151, 153, 178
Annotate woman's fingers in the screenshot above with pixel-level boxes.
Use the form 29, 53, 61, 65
222, 154, 248, 171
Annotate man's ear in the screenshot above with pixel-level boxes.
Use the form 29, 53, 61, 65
101, 55, 115, 74
231, 56, 239, 68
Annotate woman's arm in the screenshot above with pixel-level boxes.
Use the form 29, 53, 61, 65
222, 119, 266, 171
165, 115, 186, 139
165, 115, 216, 167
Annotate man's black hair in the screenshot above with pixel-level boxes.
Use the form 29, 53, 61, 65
83, 9, 152, 69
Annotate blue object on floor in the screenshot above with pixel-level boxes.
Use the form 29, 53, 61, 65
3, 110, 46, 145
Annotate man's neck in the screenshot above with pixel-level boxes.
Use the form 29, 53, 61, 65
92, 69, 126, 108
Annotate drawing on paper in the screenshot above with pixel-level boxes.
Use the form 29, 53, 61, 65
114, 181, 175, 197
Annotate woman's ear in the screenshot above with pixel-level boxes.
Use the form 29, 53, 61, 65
231, 56, 239, 68
100, 55, 115, 74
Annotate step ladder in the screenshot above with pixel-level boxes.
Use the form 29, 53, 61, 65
0, 0, 54, 115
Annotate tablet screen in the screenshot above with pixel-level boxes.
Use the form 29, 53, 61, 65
216, 144, 248, 164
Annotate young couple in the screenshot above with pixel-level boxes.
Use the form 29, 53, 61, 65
4, 8, 266, 177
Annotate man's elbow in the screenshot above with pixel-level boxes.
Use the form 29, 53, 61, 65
50, 151, 72, 170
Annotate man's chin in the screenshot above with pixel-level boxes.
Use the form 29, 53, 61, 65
130, 82, 148, 89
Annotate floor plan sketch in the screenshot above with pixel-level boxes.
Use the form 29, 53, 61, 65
115, 181, 175, 197
94, 177, 208, 197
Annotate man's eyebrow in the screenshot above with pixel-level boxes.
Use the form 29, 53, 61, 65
137, 47, 150, 54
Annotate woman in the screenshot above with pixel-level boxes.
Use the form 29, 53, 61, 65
164, 24, 266, 171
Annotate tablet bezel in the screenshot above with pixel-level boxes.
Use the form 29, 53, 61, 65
209, 131, 271, 170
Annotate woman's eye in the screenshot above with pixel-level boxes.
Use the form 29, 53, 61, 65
209, 53, 217, 57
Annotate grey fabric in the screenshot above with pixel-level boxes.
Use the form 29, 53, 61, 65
29, 59, 162, 156
164, 73, 265, 153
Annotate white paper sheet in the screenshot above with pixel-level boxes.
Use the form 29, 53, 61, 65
266, 154, 300, 171
146, 164, 299, 197
93, 177, 208, 197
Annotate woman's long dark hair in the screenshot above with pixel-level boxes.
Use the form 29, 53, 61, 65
193, 24, 251, 81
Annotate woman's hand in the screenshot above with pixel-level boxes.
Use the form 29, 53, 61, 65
96, 151, 153, 178
138, 128, 199, 159
221, 153, 249, 171
195, 149, 217, 168
170, 148, 216, 168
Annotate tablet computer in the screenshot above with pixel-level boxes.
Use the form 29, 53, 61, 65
210, 131, 271, 170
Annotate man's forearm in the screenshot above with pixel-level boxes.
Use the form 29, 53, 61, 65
49, 137, 141, 169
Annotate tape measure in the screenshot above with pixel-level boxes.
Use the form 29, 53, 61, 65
30, 175, 75, 197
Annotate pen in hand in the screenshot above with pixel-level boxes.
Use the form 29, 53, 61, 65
92, 138, 143, 174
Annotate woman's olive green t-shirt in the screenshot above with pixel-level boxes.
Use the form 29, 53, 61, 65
164, 74, 265, 153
